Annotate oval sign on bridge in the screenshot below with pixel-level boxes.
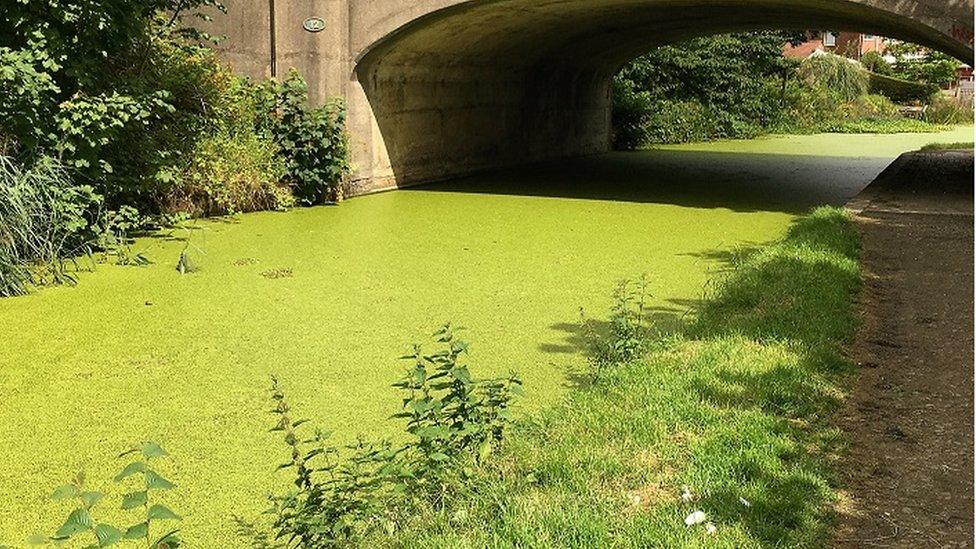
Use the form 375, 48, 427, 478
303, 17, 326, 33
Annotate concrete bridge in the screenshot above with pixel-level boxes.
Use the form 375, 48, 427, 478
212, 0, 974, 195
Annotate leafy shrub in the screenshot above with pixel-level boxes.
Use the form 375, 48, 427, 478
860, 51, 892, 75
30, 442, 182, 548
56, 90, 176, 180
273, 70, 350, 205
613, 32, 791, 148
267, 324, 521, 547
610, 80, 654, 149
798, 54, 869, 101
1, 2, 222, 204
868, 71, 939, 103
0, 155, 101, 296
0, 42, 61, 153
165, 130, 290, 216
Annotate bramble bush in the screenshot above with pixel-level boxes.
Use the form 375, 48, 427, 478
273, 70, 350, 205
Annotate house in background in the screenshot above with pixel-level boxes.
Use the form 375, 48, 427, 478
783, 32, 889, 60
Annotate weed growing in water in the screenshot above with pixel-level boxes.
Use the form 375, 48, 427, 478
260, 267, 293, 279
98, 206, 151, 266
30, 442, 182, 548
582, 275, 652, 377
266, 324, 522, 547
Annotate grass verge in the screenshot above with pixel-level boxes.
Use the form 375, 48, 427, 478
380, 206, 861, 548
919, 141, 974, 151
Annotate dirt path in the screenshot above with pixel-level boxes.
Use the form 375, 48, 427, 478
835, 150, 974, 548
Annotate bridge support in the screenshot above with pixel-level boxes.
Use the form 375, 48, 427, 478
211, 0, 974, 196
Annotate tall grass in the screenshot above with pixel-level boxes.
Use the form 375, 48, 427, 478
375, 207, 861, 547
925, 94, 975, 125
0, 156, 100, 296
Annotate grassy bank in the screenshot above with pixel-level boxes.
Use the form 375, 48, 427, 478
920, 141, 974, 151
385, 207, 861, 547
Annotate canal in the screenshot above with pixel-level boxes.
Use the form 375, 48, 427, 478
0, 128, 969, 543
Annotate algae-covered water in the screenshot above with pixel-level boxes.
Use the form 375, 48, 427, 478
0, 128, 969, 544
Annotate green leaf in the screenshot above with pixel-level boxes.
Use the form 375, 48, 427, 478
145, 470, 175, 490
55, 508, 92, 538
114, 461, 146, 481
79, 491, 103, 509
121, 491, 147, 510
146, 504, 181, 522
150, 529, 182, 548
124, 522, 148, 540
139, 442, 168, 459
26, 533, 48, 545
94, 523, 123, 546
50, 484, 79, 500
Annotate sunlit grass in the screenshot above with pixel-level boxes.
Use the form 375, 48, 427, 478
384, 207, 860, 547
920, 141, 974, 151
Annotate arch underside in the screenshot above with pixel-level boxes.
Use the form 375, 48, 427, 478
355, 0, 974, 186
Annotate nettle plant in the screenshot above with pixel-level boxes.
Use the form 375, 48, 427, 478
31, 442, 182, 548
394, 324, 522, 499
267, 376, 403, 547
267, 324, 522, 547
582, 276, 652, 377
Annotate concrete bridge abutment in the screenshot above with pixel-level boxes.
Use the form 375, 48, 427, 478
210, 0, 975, 195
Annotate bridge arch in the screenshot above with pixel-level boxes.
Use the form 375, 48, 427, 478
350, 0, 973, 188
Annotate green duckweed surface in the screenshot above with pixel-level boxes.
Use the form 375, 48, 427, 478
0, 128, 970, 545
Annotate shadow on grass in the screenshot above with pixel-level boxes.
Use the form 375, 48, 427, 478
676, 208, 858, 545
379, 208, 862, 547
539, 305, 693, 390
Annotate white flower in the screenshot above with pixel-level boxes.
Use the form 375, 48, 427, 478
681, 485, 694, 502
705, 522, 717, 535
739, 496, 751, 507
684, 510, 707, 526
